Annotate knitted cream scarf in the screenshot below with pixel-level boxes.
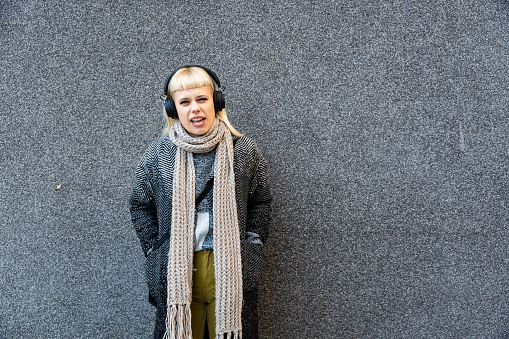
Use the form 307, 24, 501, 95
165, 118, 243, 339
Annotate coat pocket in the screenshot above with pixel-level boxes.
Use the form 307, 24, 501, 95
242, 240, 264, 291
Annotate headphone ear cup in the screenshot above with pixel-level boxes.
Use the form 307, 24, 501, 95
213, 91, 225, 113
164, 98, 179, 119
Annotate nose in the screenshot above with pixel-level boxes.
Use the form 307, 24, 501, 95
190, 100, 200, 112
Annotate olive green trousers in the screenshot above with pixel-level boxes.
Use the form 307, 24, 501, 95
191, 249, 216, 339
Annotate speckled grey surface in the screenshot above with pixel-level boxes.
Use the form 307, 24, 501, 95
1, 1, 508, 338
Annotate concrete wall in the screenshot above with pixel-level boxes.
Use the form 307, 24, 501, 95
1, 1, 507, 338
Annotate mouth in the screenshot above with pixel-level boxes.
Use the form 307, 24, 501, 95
190, 117, 206, 126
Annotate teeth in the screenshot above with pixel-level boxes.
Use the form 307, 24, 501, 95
191, 118, 204, 122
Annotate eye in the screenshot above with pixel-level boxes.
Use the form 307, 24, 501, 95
198, 97, 208, 102
179, 100, 189, 105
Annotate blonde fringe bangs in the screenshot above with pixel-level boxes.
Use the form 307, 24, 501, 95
168, 67, 215, 97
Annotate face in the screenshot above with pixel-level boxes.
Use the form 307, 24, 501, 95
172, 85, 216, 137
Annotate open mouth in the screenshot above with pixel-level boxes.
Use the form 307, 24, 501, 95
191, 117, 205, 126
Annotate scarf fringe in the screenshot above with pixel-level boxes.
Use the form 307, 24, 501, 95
163, 304, 192, 339
216, 330, 242, 339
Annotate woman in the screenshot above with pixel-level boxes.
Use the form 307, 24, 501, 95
130, 66, 272, 339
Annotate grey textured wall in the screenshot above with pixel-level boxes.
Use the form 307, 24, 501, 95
1, 1, 508, 338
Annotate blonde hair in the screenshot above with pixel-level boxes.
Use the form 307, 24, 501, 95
162, 67, 242, 137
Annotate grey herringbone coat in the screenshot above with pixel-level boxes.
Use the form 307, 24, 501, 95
130, 134, 272, 339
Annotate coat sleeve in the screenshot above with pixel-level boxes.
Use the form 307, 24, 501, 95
129, 157, 159, 255
246, 147, 272, 245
